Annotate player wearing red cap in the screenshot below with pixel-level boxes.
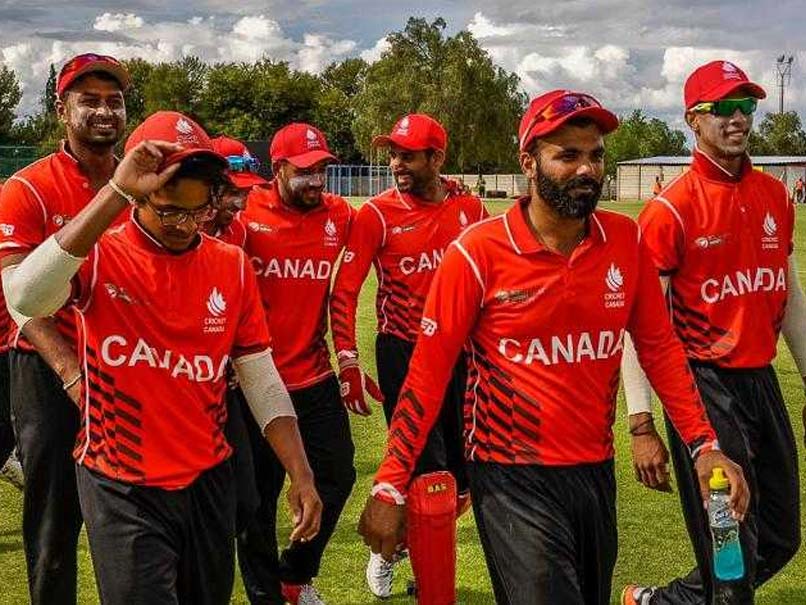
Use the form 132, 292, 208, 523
3, 111, 322, 605
358, 91, 750, 605
232, 123, 356, 605
622, 62, 804, 605
330, 113, 487, 599
0, 53, 130, 605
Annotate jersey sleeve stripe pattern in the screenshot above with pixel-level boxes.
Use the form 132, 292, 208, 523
365, 201, 387, 247
7, 176, 48, 224
655, 196, 686, 235
454, 241, 485, 296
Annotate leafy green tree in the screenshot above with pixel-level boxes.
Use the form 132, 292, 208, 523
352, 17, 527, 172
0, 65, 22, 143
605, 110, 688, 177
143, 56, 208, 119
751, 111, 806, 155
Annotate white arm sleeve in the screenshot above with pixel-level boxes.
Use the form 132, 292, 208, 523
233, 348, 296, 432
2, 235, 84, 319
782, 254, 806, 377
622, 275, 671, 416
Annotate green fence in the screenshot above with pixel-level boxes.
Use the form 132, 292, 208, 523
0, 146, 39, 179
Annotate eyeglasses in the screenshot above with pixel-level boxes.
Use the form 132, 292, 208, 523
520, 93, 601, 149
144, 199, 217, 226
226, 154, 260, 173
690, 97, 757, 117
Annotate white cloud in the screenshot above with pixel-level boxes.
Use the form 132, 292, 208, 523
359, 36, 390, 63
93, 13, 144, 32
1, 12, 361, 115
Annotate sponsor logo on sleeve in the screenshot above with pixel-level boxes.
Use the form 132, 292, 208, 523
420, 316, 438, 336
0, 223, 14, 236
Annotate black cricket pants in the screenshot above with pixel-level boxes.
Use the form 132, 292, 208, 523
468, 460, 618, 605
375, 332, 469, 493
654, 363, 801, 605
77, 460, 236, 605
10, 350, 83, 605
224, 387, 260, 533
0, 351, 13, 466
237, 375, 356, 604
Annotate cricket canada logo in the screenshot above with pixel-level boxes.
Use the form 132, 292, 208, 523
175, 118, 200, 145
762, 212, 779, 249
604, 263, 626, 308
204, 287, 228, 333
323, 218, 339, 246
305, 128, 321, 150
396, 116, 410, 136
722, 62, 741, 80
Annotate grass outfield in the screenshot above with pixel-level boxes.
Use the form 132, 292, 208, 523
1, 200, 804, 604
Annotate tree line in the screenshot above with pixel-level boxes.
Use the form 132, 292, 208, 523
0, 17, 804, 176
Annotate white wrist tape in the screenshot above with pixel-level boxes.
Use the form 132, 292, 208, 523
783, 255, 806, 377
622, 332, 653, 415
234, 348, 296, 432
2, 235, 84, 318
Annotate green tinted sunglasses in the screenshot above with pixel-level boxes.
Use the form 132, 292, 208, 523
691, 97, 757, 117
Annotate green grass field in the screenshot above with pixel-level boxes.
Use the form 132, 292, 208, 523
1, 200, 805, 604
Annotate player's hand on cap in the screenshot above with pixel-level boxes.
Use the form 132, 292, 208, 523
112, 140, 184, 201
337, 351, 383, 416
358, 493, 406, 561
629, 414, 672, 492
694, 449, 750, 521
287, 473, 322, 543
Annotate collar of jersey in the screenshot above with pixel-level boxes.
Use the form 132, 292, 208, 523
691, 146, 752, 183
395, 177, 458, 209
126, 209, 203, 256
56, 140, 122, 188
505, 196, 605, 255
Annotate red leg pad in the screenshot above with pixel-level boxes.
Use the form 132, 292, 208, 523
406, 471, 457, 605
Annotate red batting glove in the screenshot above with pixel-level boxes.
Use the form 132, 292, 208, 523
337, 351, 383, 416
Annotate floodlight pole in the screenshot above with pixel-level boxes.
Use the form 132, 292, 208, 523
776, 55, 794, 114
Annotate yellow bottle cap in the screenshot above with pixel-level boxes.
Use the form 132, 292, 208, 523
709, 467, 729, 490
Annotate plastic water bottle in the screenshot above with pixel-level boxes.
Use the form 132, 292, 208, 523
708, 467, 744, 581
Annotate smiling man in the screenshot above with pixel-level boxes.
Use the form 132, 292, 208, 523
622, 61, 805, 605
358, 91, 750, 605
330, 113, 486, 599
2, 111, 321, 605
0, 53, 130, 605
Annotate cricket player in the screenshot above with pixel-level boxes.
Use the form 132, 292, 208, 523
3, 110, 322, 604
0, 257, 22, 490
234, 123, 356, 605
0, 53, 130, 604
358, 90, 750, 605
329, 113, 486, 598
622, 61, 804, 605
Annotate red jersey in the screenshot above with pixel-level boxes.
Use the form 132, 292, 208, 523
330, 181, 487, 353
0, 182, 7, 354
213, 215, 247, 248
0, 144, 125, 351
375, 200, 716, 493
239, 185, 354, 390
72, 217, 270, 489
639, 149, 794, 368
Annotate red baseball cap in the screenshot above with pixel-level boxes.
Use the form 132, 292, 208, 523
270, 123, 336, 169
125, 111, 226, 169
372, 114, 447, 152
519, 90, 619, 151
57, 53, 131, 98
684, 60, 766, 109
211, 136, 268, 189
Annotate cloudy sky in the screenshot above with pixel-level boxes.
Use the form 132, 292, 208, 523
2, 1, 804, 131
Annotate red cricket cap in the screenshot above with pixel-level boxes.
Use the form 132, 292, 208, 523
125, 111, 226, 169
372, 114, 447, 152
211, 136, 268, 189
519, 90, 619, 151
57, 53, 131, 98
270, 123, 336, 169
684, 60, 766, 109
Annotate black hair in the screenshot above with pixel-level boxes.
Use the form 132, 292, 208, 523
166, 154, 230, 203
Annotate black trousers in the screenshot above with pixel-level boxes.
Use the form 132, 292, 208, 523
0, 351, 13, 466
655, 363, 801, 605
468, 460, 618, 605
237, 375, 356, 605
77, 460, 236, 605
375, 332, 468, 492
224, 387, 260, 532
10, 350, 83, 605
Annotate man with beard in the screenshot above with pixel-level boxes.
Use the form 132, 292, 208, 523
622, 61, 804, 605
235, 123, 355, 605
0, 53, 129, 605
330, 113, 486, 599
357, 90, 750, 605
